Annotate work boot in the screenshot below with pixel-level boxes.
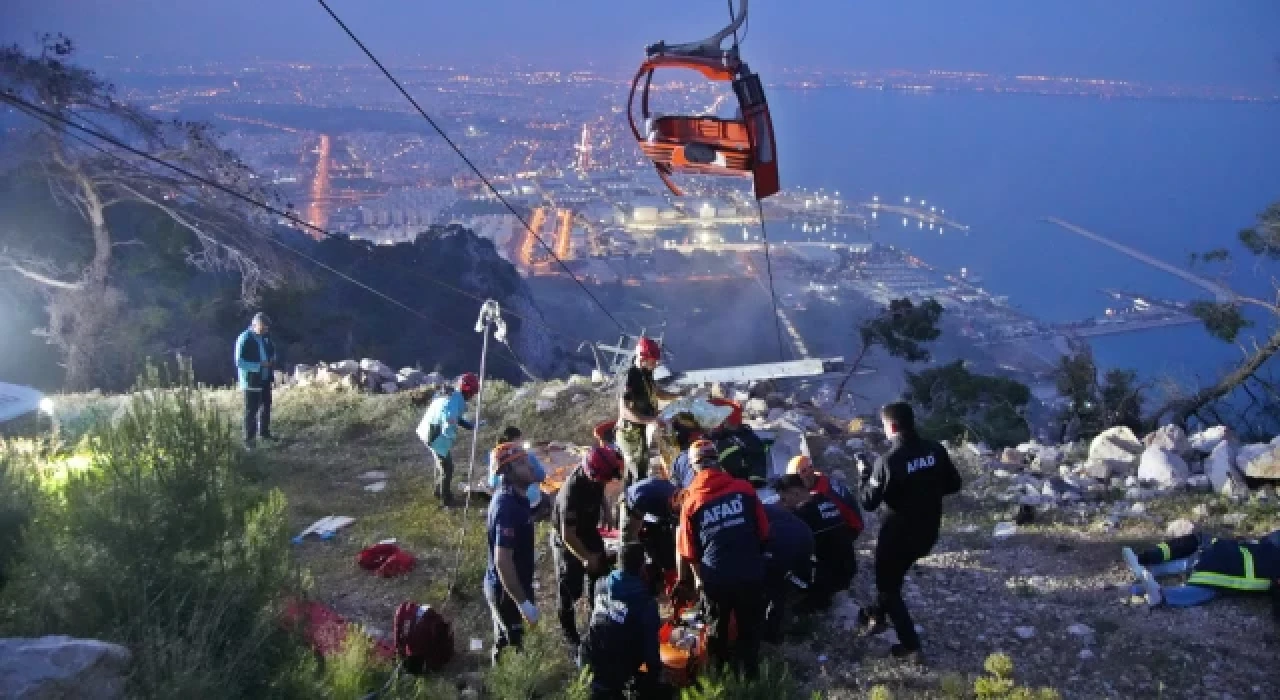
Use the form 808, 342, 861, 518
889, 644, 925, 665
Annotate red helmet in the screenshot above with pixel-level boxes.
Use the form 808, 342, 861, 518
689, 439, 719, 469
457, 372, 480, 396
636, 337, 661, 362
582, 445, 623, 482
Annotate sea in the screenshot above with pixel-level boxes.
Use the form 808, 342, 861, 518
767, 87, 1280, 385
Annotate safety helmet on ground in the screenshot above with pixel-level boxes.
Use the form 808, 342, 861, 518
786, 455, 814, 477
489, 442, 528, 478
689, 439, 719, 469
583, 445, 623, 482
457, 372, 480, 397
636, 337, 661, 362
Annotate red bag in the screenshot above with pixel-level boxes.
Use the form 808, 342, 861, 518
357, 543, 400, 571
393, 602, 454, 674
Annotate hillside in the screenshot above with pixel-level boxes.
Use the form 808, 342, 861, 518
7, 377, 1277, 699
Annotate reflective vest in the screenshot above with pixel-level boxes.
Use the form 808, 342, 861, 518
1186, 538, 1275, 593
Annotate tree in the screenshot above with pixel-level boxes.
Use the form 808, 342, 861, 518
1148, 201, 1280, 434
904, 360, 1032, 448
1053, 349, 1146, 441
0, 36, 290, 389
834, 297, 943, 402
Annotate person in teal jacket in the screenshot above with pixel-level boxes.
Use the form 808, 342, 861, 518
235, 312, 277, 447
416, 373, 480, 506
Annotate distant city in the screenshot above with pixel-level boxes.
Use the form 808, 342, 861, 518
84, 58, 1222, 389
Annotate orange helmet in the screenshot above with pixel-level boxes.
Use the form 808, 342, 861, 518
490, 442, 527, 477
689, 439, 719, 469
787, 455, 815, 479
636, 337, 661, 362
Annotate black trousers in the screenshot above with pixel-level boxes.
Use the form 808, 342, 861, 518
763, 565, 790, 642
1138, 533, 1204, 565
243, 386, 272, 441
483, 578, 524, 665
810, 547, 857, 607
868, 519, 936, 651
702, 582, 765, 679
639, 525, 676, 595
551, 532, 604, 646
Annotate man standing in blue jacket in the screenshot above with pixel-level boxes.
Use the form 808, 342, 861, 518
416, 373, 480, 506
235, 312, 277, 448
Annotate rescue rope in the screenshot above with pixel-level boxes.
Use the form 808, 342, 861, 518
756, 198, 789, 361
315, 0, 631, 336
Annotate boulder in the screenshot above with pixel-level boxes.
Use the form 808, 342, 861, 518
1189, 425, 1230, 454
745, 398, 769, 416
1207, 442, 1246, 495
330, 359, 360, 375
535, 399, 555, 413
1031, 447, 1063, 473
1145, 425, 1191, 457
568, 374, 592, 387
0, 636, 131, 699
1000, 447, 1022, 466
1088, 427, 1143, 473
424, 372, 446, 388
1237, 444, 1280, 480
1136, 446, 1189, 487
380, 382, 399, 395
539, 383, 568, 401
360, 358, 395, 380
293, 364, 316, 383
1165, 518, 1196, 538
1186, 474, 1212, 492
1083, 460, 1114, 481
966, 443, 994, 459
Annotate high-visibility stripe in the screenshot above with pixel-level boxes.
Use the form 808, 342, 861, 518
1186, 571, 1272, 591
1241, 547, 1255, 580
718, 445, 742, 462
1158, 543, 1172, 562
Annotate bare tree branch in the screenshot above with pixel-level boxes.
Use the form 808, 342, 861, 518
0, 254, 82, 289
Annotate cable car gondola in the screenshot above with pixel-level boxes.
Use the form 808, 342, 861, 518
627, 0, 779, 200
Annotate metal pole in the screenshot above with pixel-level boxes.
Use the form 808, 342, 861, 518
461, 301, 495, 522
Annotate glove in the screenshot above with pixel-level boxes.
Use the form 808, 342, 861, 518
519, 600, 539, 624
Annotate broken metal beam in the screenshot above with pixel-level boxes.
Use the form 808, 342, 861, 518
660, 357, 845, 387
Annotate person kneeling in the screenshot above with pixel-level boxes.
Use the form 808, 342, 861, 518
579, 542, 674, 700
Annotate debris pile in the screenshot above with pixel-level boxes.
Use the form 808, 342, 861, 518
284, 358, 446, 394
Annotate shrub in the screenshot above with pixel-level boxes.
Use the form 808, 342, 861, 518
974, 653, 1061, 700
679, 660, 809, 700
0, 361, 309, 698
485, 622, 579, 698
0, 443, 38, 592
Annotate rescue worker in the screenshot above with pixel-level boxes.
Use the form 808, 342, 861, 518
578, 542, 672, 700
487, 427, 549, 518
484, 442, 540, 665
552, 445, 624, 648
787, 455, 864, 535
707, 400, 768, 486
235, 312, 278, 448
617, 337, 680, 518
622, 476, 680, 595
775, 474, 857, 611
1121, 529, 1280, 612
859, 402, 963, 663
761, 500, 814, 644
676, 439, 769, 678
415, 373, 480, 506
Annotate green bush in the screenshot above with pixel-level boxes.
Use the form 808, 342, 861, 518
485, 622, 580, 698
679, 660, 810, 700
974, 653, 1061, 700
0, 443, 38, 592
0, 361, 310, 698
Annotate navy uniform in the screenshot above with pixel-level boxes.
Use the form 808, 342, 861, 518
484, 484, 535, 663
861, 432, 962, 653
793, 490, 857, 608
762, 503, 814, 643
578, 570, 665, 699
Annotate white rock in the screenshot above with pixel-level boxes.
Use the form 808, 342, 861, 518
1125, 475, 1140, 488
994, 468, 1014, 479
1222, 513, 1247, 527
993, 522, 1018, 538
1238, 444, 1280, 480
1125, 487, 1157, 502
0, 636, 131, 699
1014, 626, 1036, 639
1067, 623, 1094, 637
293, 364, 316, 381
568, 374, 592, 387
1129, 503, 1148, 516
571, 393, 587, 404
1165, 518, 1196, 538
1032, 447, 1063, 472
360, 358, 395, 379
364, 481, 387, 493
331, 359, 360, 375
1207, 442, 1246, 495
1089, 426, 1144, 466
535, 399, 555, 413
540, 383, 568, 400
358, 470, 388, 480
1084, 460, 1113, 480
424, 372, 446, 388
380, 382, 399, 394
745, 398, 769, 416
1137, 446, 1190, 487
1186, 475, 1212, 492
1146, 425, 1191, 456
1192, 504, 1210, 518
1001, 447, 1023, 465
1189, 426, 1230, 453
966, 442, 994, 458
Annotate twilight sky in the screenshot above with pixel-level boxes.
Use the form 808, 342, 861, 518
2, 0, 1277, 88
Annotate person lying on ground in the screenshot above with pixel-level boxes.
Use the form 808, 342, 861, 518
1121, 529, 1280, 618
